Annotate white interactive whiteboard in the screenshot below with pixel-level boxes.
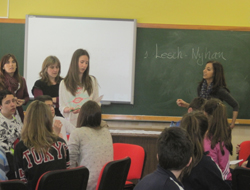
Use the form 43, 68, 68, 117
24, 15, 137, 104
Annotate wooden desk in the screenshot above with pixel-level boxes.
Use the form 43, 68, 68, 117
111, 131, 160, 178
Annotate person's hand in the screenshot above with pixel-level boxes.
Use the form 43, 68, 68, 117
241, 161, 248, 168
52, 97, 57, 103
64, 107, 74, 113
16, 99, 25, 107
64, 107, 80, 114
230, 123, 235, 129
176, 99, 188, 108
72, 107, 80, 114
71, 106, 80, 114
72, 109, 80, 114
53, 120, 62, 135
236, 144, 240, 154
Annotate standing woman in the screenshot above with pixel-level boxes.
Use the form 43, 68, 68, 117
203, 98, 233, 183
59, 49, 99, 126
177, 61, 239, 128
0, 54, 29, 122
14, 100, 70, 190
32, 56, 63, 116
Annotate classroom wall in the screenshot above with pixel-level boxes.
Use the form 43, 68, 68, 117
2, 0, 250, 162
5, 0, 250, 27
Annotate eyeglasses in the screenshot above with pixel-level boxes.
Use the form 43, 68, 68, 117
47, 104, 56, 109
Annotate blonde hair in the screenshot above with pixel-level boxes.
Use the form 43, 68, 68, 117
39, 56, 63, 85
21, 100, 57, 153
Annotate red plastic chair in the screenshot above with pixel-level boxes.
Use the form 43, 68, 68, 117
96, 157, 131, 190
238, 141, 250, 166
113, 143, 146, 189
35, 166, 89, 190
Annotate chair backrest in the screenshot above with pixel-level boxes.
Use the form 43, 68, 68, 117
96, 157, 131, 190
113, 143, 146, 180
0, 180, 27, 190
238, 141, 250, 166
35, 166, 89, 190
232, 166, 250, 190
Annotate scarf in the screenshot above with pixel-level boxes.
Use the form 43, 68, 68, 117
200, 80, 213, 99
4, 73, 19, 95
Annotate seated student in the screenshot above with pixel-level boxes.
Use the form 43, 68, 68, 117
203, 99, 232, 183
68, 100, 113, 190
172, 97, 206, 127
14, 100, 70, 190
0, 145, 9, 180
181, 111, 231, 190
35, 95, 75, 142
0, 90, 22, 179
134, 127, 193, 190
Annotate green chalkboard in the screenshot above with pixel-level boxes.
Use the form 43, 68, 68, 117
0, 23, 25, 75
102, 28, 250, 119
0, 23, 250, 119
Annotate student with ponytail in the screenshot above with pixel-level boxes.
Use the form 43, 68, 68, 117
181, 111, 230, 190
203, 98, 233, 182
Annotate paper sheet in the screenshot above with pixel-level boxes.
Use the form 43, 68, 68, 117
94, 95, 104, 103
229, 159, 243, 165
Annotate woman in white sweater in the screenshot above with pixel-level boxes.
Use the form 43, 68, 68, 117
68, 100, 113, 190
59, 49, 99, 126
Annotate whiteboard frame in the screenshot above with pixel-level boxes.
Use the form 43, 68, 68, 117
24, 15, 137, 104
0, 0, 9, 18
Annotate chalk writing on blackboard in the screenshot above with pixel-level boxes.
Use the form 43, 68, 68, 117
155, 44, 183, 59
144, 44, 227, 66
192, 47, 226, 66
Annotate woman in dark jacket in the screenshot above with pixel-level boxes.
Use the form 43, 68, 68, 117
177, 61, 239, 128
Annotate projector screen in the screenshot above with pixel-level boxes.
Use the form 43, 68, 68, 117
24, 15, 137, 104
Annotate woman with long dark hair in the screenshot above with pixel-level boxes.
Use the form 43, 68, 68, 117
0, 54, 29, 122
59, 49, 99, 126
177, 61, 239, 128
